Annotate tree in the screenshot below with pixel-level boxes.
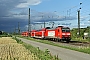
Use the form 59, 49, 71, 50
0, 31, 2, 35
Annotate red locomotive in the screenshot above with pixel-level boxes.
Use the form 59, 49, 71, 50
30, 26, 71, 42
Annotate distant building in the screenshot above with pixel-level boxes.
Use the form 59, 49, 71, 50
84, 33, 88, 37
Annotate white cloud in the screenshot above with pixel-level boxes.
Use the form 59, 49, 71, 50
16, 3, 29, 8
27, 0, 41, 5
16, 0, 41, 8
0, 0, 42, 20
13, 15, 28, 19
0, 0, 42, 17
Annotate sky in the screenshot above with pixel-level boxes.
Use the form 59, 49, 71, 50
0, 0, 90, 32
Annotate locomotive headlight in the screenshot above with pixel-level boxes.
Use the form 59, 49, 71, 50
67, 33, 70, 35
62, 33, 65, 35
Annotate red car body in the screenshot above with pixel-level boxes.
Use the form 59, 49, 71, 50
21, 31, 29, 37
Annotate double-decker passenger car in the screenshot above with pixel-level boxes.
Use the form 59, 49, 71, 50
21, 31, 29, 37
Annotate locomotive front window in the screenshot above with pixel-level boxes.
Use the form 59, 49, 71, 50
46, 27, 51, 29
62, 28, 70, 32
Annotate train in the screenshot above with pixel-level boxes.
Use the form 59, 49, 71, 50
21, 26, 71, 42
21, 31, 29, 37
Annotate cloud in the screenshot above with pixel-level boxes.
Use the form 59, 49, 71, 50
0, 0, 42, 17
0, 0, 78, 32
0, 0, 42, 32
30, 12, 77, 22
16, 0, 41, 8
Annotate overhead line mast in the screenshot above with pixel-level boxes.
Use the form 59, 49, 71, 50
77, 2, 82, 36
28, 8, 31, 36
18, 22, 20, 34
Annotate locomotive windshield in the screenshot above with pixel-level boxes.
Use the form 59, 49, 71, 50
62, 28, 70, 32
45, 27, 51, 29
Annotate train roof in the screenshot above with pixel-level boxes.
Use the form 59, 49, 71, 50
32, 26, 70, 31
57, 26, 70, 28
31, 30, 37, 32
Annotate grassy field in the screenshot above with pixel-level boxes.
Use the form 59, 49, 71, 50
0, 37, 39, 60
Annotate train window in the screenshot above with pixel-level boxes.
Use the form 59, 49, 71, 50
46, 27, 51, 29
62, 29, 65, 32
62, 28, 70, 32
58, 29, 59, 32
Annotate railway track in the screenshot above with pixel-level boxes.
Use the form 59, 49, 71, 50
34, 37, 90, 49
34, 37, 90, 48
52, 40, 90, 48
69, 41, 90, 47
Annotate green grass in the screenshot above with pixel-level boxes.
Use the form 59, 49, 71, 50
72, 37, 90, 42
0, 35, 12, 37
18, 36, 90, 54
13, 36, 60, 60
